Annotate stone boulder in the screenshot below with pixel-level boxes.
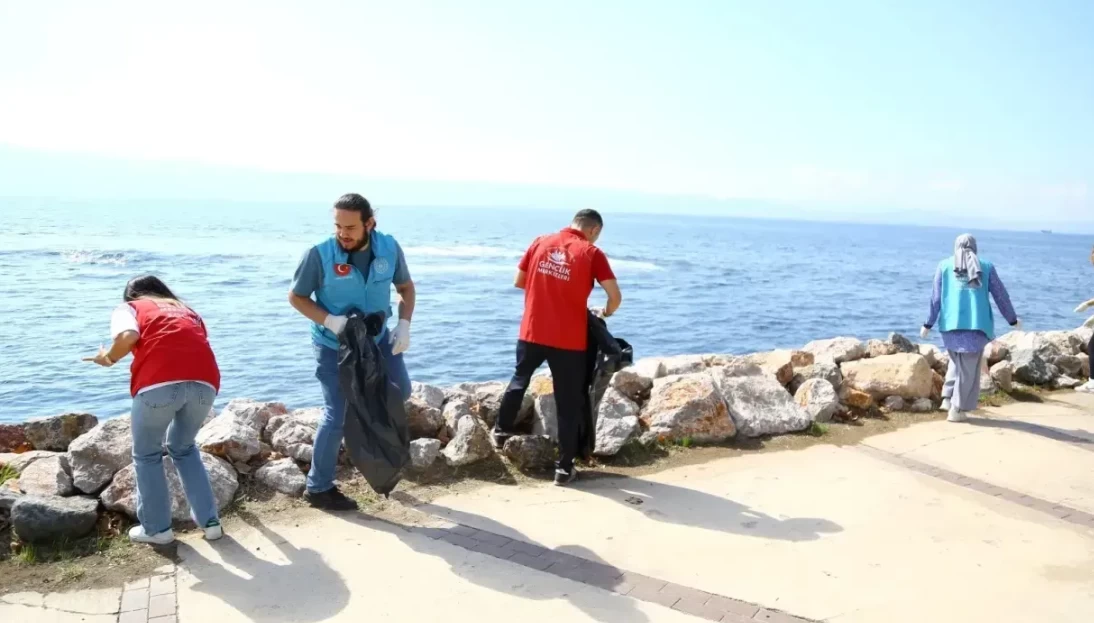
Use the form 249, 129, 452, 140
454, 381, 533, 428
1079, 353, 1090, 379
68, 416, 133, 494
442, 417, 495, 467
610, 369, 654, 403
255, 458, 306, 497
641, 374, 734, 442
1042, 331, 1083, 357
11, 495, 100, 543
741, 350, 807, 386
502, 435, 556, 470
0, 488, 22, 512
789, 360, 843, 395
0, 423, 29, 453
985, 341, 1010, 366
803, 337, 868, 364
841, 354, 934, 400
889, 332, 918, 354
1011, 349, 1059, 385
101, 452, 238, 523
197, 399, 285, 463
409, 439, 442, 470
660, 355, 709, 376
917, 344, 951, 376
406, 398, 445, 440
867, 339, 899, 358
991, 361, 1014, 393
410, 382, 446, 410
712, 368, 812, 437
883, 396, 906, 412
841, 387, 875, 410
442, 396, 475, 435
1075, 325, 1093, 353
1053, 376, 1082, 390
794, 379, 841, 423
931, 371, 944, 402
1055, 355, 1084, 377
268, 409, 321, 464
17, 454, 73, 497
0, 450, 62, 475
594, 388, 642, 455
23, 413, 98, 452
979, 371, 997, 394
910, 398, 934, 413
630, 358, 667, 382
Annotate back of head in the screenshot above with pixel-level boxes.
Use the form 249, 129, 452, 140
572, 209, 604, 242
124, 275, 180, 303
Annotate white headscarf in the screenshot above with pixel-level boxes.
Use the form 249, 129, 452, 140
954, 234, 982, 288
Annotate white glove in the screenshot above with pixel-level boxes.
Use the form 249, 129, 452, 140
920, 326, 930, 339
390, 319, 411, 355
323, 314, 348, 335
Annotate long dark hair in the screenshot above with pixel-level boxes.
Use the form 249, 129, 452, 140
124, 275, 181, 303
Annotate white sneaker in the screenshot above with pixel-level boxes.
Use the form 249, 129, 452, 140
1076, 380, 1094, 394
947, 406, 968, 423
940, 399, 952, 411
202, 519, 224, 541
129, 525, 175, 545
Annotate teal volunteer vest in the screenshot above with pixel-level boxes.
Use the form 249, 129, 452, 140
937, 257, 996, 339
310, 231, 398, 350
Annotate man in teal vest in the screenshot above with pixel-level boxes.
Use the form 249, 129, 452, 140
289, 193, 416, 511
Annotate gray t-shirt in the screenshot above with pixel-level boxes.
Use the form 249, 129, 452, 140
291, 240, 411, 298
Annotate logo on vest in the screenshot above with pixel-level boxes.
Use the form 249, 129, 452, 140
334, 264, 352, 277
372, 257, 390, 275
537, 248, 571, 281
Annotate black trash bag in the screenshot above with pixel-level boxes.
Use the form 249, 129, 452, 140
579, 311, 634, 460
337, 311, 410, 497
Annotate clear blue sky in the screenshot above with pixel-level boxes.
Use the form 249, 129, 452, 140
0, 0, 1091, 226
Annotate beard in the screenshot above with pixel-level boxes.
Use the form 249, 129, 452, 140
339, 234, 370, 253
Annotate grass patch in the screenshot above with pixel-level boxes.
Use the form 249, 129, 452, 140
808, 421, 830, 437
15, 542, 38, 564
979, 391, 1015, 408
0, 464, 17, 485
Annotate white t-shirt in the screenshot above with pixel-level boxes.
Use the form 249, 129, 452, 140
110, 303, 216, 396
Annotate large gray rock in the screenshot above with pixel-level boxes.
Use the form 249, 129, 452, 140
442, 396, 475, 435
883, 396, 906, 412
442, 417, 495, 467
889, 332, 918, 354
840, 354, 934, 399
985, 341, 1010, 366
803, 337, 868, 364
910, 398, 934, 413
991, 361, 1015, 393
0, 488, 23, 512
641, 373, 735, 442
795, 379, 841, 423
610, 369, 654, 403
1042, 331, 1084, 357
594, 388, 642, 456
980, 370, 997, 394
197, 399, 285, 463
0, 450, 63, 475
789, 360, 843, 395
410, 382, 446, 410
867, 339, 899, 359
1053, 376, 1082, 390
17, 454, 73, 497
406, 398, 445, 440
1055, 355, 1084, 377
267, 408, 321, 464
254, 458, 305, 497
660, 355, 709, 376
68, 416, 133, 494
24, 413, 98, 452
1011, 349, 1059, 385
452, 381, 519, 428
409, 439, 442, 470
11, 495, 99, 543
712, 368, 812, 437
101, 452, 238, 523
502, 435, 556, 470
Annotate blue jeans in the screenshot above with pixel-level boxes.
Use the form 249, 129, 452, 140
131, 382, 219, 534
307, 332, 411, 494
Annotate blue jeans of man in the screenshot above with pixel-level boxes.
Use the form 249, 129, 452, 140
308, 331, 412, 494
130, 381, 219, 535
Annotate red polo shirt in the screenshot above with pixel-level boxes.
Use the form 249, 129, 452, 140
518, 229, 616, 351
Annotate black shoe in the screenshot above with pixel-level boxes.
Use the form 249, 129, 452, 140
304, 486, 359, 511
492, 430, 511, 450
553, 467, 578, 487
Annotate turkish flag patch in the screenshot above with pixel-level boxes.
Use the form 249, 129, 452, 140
334, 264, 352, 277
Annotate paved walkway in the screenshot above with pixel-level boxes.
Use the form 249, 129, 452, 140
5, 392, 1094, 622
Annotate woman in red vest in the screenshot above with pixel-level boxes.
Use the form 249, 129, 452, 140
84, 276, 223, 545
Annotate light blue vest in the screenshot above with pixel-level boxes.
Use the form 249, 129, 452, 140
938, 257, 996, 339
310, 231, 398, 350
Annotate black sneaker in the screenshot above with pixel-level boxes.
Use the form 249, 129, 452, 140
553, 467, 578, 487
304, 486, 359, 511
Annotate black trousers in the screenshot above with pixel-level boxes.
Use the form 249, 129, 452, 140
494, 340, 587, 471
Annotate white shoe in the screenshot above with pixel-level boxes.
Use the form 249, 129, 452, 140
202, 519, 224, 541
940, 399, 951, 411
129, 525, 175, 545
947, 406, 968, 423
1076, 381, 1094, 394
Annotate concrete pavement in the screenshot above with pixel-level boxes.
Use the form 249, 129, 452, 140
5, 392, 1094, 622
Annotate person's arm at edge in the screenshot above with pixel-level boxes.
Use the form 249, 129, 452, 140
393, 242, 416, 322
595, 249, 621, 317
924, 265, 942, 330
988, 266, 1019, 326
288, 247, 331, 325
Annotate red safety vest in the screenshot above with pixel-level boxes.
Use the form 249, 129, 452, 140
128, 299, 221, 397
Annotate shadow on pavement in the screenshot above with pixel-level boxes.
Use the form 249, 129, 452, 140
576, 472, 843, 542
333, 509, 652, 623
967, 417, 1094, 448
179, 511, 350, 623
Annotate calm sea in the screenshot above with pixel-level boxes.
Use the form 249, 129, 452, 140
1, 198, 1090, 423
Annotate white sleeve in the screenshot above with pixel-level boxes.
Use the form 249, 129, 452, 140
110, 304, 139, 338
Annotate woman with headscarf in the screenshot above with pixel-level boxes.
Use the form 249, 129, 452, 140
1075, 245, 1094, 394
84, 275, 224, 545
921, 234, 1021, 422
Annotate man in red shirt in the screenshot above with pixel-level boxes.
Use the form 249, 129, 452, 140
493, 209, 622, 485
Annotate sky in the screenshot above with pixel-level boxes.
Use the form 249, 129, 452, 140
1, 0, 1092, 227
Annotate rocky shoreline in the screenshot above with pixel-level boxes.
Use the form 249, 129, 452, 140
2, 321, 1091, 547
